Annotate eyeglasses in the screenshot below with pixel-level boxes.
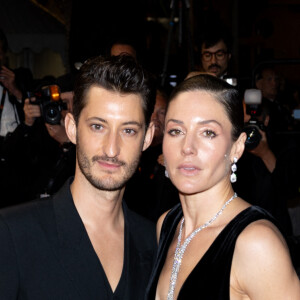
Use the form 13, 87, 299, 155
201, 50, 228, 62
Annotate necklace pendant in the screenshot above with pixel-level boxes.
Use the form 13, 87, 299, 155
166, 193, 237, 300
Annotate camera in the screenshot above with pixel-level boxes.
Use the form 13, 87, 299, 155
27, 85, 67, 125
243, 89, 266, 150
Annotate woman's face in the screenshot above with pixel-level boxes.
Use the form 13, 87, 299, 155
163, 90, 235, 195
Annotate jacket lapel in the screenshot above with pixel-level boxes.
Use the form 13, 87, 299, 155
53, 179, 109, 299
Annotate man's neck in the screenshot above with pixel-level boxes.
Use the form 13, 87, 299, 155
70, 174, 125, 228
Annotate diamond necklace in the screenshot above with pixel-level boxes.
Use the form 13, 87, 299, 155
167, 192, 237, 300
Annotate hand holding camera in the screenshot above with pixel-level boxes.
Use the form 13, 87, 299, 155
0, 66, 23, 100
23, 98, 42, 126
243, 89, 266, 150
243, 89, 276, 172
45, 122, 70, 145
27, 85, 67, 125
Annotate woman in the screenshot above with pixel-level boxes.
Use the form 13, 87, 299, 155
145, 74, 300, 300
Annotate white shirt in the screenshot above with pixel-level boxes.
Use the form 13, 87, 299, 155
0, 85, 20, 137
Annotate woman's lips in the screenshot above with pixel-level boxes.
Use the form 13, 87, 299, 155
178, 164, 201, 176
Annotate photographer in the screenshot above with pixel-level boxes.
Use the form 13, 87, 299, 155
0, 28, 33, 146
235, 91, 300, 274
234, 90, 300, 237
0, 78, 76, 208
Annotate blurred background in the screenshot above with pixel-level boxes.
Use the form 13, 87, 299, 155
1, 0, 300, 88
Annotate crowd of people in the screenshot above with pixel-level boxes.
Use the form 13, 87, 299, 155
0, 23, 300, 299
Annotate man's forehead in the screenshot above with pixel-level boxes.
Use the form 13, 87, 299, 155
202, 40, 227, 51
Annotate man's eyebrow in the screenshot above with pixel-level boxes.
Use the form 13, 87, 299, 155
122, 121, 143, 128
87, 117, 107, 123
87, 117, 143, 128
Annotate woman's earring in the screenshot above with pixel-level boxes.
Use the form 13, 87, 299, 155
165, 169, 169, 178
164, 160, 169, 178
230, 157, 238, 183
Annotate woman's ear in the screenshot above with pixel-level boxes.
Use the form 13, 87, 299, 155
230, 132, 246, 161
64, 112, 77, 144
142, 121, 155, 151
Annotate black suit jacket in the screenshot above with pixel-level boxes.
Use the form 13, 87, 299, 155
0, 178, 157, 299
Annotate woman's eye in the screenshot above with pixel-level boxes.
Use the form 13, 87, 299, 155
168, 129, 182, 136
203, 130, 216, 138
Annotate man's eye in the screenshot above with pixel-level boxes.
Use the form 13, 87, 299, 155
168, 129, 182, 136
203, 130, 216, 138
124, 128, 137, 135
91, 124, 103, 130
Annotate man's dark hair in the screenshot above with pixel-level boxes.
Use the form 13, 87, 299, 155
73, 55, 156, 127
254, 63, 276, 82
198, 27, 232, 53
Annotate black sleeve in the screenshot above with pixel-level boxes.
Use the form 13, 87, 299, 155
0, 215, 19, 299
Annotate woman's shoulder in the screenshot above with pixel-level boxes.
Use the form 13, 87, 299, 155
231, 218, 300, 298
236, 217, 287, 253
156, 203, 182, 243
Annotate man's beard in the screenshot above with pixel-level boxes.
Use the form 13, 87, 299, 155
76, 140, 141, 192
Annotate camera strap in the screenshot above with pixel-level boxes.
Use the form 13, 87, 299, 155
0, 86, 7, 125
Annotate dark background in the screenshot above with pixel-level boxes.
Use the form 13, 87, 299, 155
68, 0, 300, 87
1, 0, 300, 88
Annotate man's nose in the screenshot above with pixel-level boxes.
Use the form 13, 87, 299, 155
210, 53, 218, 63
103, 131, 120, 158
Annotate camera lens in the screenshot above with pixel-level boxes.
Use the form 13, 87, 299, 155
244, 125, 262, 150
43, 103, 61, 125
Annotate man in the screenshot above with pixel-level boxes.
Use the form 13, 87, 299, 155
254, 64, 292, 132
109, 37, 137, 59
198, 29, 232, 79
0, 55, 157, 299
236, 95, 300, 273
125, 87, 179, 222
0, 28, 32, 141
0, 76, 76, 208
150, 88, 167, 148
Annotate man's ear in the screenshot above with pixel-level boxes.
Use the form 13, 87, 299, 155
256, 79, 263, 90
264, 115, 270, 127
64, 112, 77, 144
230, 132, 246, 161
142, 121, 155, 151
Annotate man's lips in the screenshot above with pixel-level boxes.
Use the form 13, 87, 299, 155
95, 159, 124, 171
98, 161, 121, 168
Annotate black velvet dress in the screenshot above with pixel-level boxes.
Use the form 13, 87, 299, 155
145, 204, 278, 300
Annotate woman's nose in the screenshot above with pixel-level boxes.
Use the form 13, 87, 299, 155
181, 134, 197, 156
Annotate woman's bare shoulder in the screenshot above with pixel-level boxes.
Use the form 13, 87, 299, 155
156, 209, 172, 243
231, 219, 300, 299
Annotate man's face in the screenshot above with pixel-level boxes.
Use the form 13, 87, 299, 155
150, 91, 167, 146
72, 86, 152, 191
201, 40, 231, 78
110, 44, 137, 59
256, 69, 280, 101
